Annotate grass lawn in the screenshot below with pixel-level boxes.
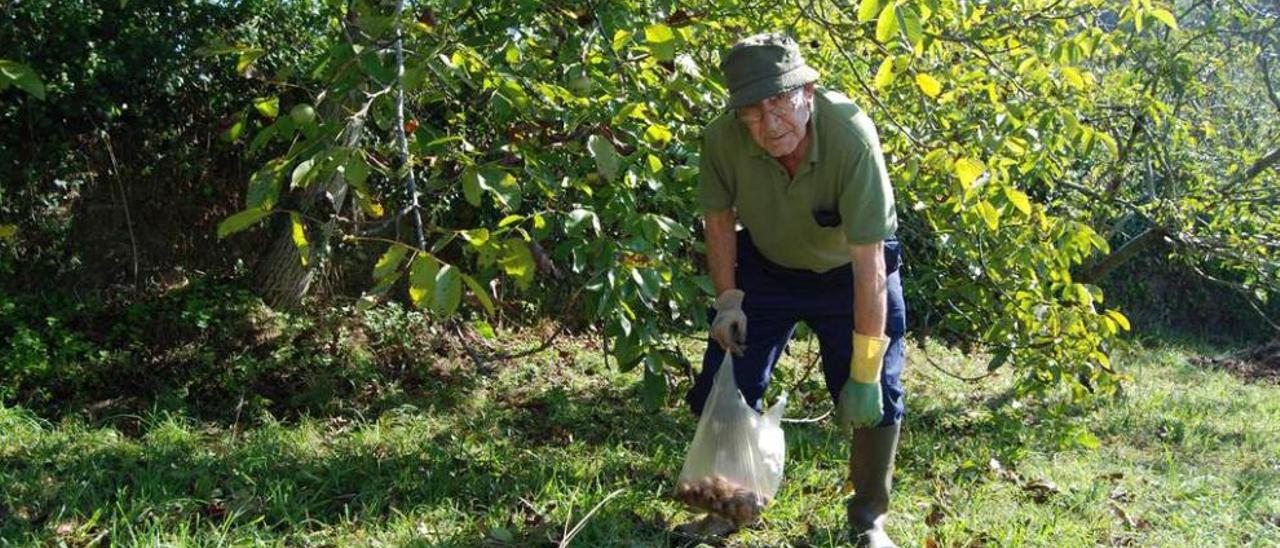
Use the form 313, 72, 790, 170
1, 335, 1277, 546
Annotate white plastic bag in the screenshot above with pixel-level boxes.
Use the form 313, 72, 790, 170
675, 353, 787, 525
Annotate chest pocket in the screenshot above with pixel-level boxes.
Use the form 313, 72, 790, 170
808, 174, 842, 228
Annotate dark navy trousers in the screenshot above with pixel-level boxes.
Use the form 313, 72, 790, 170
685, 231, 907, 428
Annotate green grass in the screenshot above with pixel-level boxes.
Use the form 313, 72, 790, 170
1, 335, 1277, 546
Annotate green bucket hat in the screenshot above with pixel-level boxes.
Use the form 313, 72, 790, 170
720, 33, 820, 109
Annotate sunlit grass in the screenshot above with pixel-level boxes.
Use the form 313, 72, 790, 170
1, 336, 1276, 546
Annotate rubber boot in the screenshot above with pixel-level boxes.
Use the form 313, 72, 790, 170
847, 422, 900, 548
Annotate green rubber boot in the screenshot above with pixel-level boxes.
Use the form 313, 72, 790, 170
847, 422, 900, 548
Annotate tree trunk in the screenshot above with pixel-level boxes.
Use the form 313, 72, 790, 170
252, 111, 363, 309
1078, 226, 1167, 284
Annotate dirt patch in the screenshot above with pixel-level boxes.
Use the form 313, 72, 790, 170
1193, 339, 1280, 384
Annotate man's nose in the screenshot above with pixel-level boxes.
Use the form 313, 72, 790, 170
762, 111, 786, 134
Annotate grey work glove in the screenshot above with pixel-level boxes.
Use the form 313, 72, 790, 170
710, 289, 747, 356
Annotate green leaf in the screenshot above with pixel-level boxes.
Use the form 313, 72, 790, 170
291, 158, 315, 189
409, 254, 439, 308
1150, 8, 1177, 30
495, 75, 531, 112
462, 273, 496, 316
987, 348, 1010, 372
1004, 186, 1032, 216
632, 268, 662, 303
289, 212, 310, 267
977, 200, 1000, 231
0, 60, 46, 100
1095, 351, 1112, 372
0, 225, 16, 240
223, 118, 246, 143
1074, 429, 1101, 450
246, 121, 275, 153
472, 318, 497, 339
254, 96, 280, 119
373, 245, 409, 283
641, 356, 668, 410
858, 0, 881, 22
611, 29, 633, 52
874, 56, 896, 89
566, 209, 601, 235
499, 239, 536, 289
481, 168, 521, 211
644, 23, 676, 61
875, 3, 899, 43
587, 134, 621, 180
489, 527, 514, 543
217, 208, 270, 239
346, 155, 370, 186
954, 157, 986, 187
433, 265, 463, 317
1060, 67, 1085, 90
915, 73, 942, 98
246, 158, 287, 210
901, 7, 924, 48
1105, 309, 1131, 331
646, 154, 663, 174
460, 228, 490, 246
1073, 283, 1093, 305
643, 124, 673, 148
613, 102, 650, 125
1097, 131, 1119, 158
236, 49, 265, 74
462, 167, 483, 207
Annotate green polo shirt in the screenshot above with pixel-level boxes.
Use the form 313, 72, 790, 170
698, 88, 897, 273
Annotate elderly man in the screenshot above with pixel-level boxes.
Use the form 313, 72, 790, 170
683, 33, 907, 547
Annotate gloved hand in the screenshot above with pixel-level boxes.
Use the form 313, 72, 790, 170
710, 289, 747, 356
837, 333, 890, 430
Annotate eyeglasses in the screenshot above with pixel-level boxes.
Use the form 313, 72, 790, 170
736, 87, 805, 124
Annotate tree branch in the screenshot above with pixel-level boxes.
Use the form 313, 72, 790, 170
1260, 50, 1280, 115
1245, 146, 1280, 181
1078, 226, 1167, 283
806, 0, 926, 148
392, 0, 427, 253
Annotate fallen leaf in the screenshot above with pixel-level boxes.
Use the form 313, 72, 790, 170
1022, 479, 1060, 503
1109, 500, 1138, 529
925, 503, 947, 527
55, 520, 78, 536
488, 526, 514, 543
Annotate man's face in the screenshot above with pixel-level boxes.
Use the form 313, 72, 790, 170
737, 85, 814, 158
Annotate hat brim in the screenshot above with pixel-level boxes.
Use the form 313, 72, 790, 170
726, 65, 819, 109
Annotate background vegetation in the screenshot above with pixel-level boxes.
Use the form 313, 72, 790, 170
1, 0, 1277, 544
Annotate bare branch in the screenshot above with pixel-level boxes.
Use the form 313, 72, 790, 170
1260, 51, 1280, 115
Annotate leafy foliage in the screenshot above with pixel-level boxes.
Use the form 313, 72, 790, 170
205, 0, 1280, 400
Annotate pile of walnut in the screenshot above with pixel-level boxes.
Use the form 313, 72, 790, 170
674, 475, 770, 525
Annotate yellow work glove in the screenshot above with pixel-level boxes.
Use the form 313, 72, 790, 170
836, 333, 889, 430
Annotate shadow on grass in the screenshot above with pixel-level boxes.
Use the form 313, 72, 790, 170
0, 379, 692, 545
1, 363, 1119, 546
